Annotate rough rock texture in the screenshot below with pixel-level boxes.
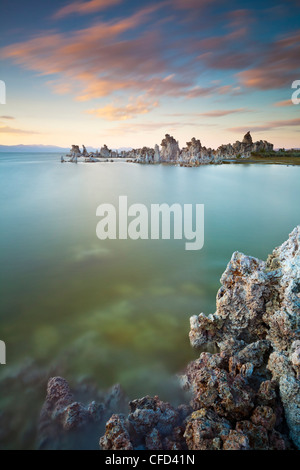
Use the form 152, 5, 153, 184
38, 377, 128, 450
135, 147, 155, 163
179, 138, 213, 166
131, 132, 273, 166
70, 145, 81, 157
154, 144, 161, 163
215, 132, 273, 160
188, 226, 300, 448
99, 227, 298, 450
100, 396, 192, 450
160, 134, 180, 162
100, 145, 111, 158
63, 132, 273, 165
242, 131, 253, 145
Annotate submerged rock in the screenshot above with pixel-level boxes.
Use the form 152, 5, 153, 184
37, 377, 128, 450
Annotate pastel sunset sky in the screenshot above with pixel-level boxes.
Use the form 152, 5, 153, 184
0, 0, 299, 148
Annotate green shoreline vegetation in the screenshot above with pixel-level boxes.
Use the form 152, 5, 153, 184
236, 149, 300, 166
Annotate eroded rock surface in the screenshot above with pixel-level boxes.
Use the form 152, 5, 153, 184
188, 226, 300, 448
160, 134, 180, 162
38, 377, 128, 450
100, 396, 191, 450
100, 227, 299, 450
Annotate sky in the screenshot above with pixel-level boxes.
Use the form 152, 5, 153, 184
0, 0, 299, 149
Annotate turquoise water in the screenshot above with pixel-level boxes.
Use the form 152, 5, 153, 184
0, 153, 300, 447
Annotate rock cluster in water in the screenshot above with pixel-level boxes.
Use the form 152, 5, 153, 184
128, 131, 273, 166
37, 377, 128, 450
61, 131, 273, 165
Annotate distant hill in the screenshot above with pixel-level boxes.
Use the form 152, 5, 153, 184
0, 144, 70, 153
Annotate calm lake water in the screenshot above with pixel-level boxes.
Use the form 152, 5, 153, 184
0, 152, 299, 448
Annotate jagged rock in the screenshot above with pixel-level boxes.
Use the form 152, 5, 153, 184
160, 134, 180, 162
98, 227, 298, 451
64, 132, 273, 165
243, 131, 253, 145
252, 140, 273, 153
137, 147, 155, 163
188, 226, 300, 449
100, 395, 190, 450
222, 430, 250, 450
100, 414, 133, 450
67, 145, 82, 162
100, 145, 110, 158
38, 377, 128, 450
154, 144, 160, 163
184, 409, 231, 450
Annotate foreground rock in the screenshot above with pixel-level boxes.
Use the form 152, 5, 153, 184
188, 226, 300, 449
38, 377, 128, 450
100, 396, 191, 450
100, 227, 299, 450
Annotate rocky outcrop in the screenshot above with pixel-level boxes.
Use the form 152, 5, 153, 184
135, 147, 155, 164
99, 227, 299, 450
154, 144, 160, 163
62, 132, 274, 165
38, 377, 128, 450
188, 226, 300, 449
242, 131, 253, 145
160, 134, 180, 162
100, 396, 191, 450
131, 132, 273, 166
70, 145, 81, 157
215, 132, 273, 160
100, 145, 111, 158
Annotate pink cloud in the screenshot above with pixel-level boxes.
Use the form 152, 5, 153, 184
87, 96, 159, 120
1, 5, 197, 102
228, 118, 300, 133
274, 100, 293, 107
172, 0, 222, 9
54, 0, 123, 19
0, 124, 39, 134
237, 30, 300, 90
198, 108, 248, 117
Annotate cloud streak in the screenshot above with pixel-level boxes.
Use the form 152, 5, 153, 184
197, 108, 248, 117
228, 118, 300, 133
0, 125, 39, 134
274, 99, 293, 107
87, 96, 159, 120
54, 0, 123, 19
237, 30, 300, 90
1, 5, 195, 103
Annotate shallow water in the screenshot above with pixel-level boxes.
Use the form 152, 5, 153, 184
0, 153, 299, 448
